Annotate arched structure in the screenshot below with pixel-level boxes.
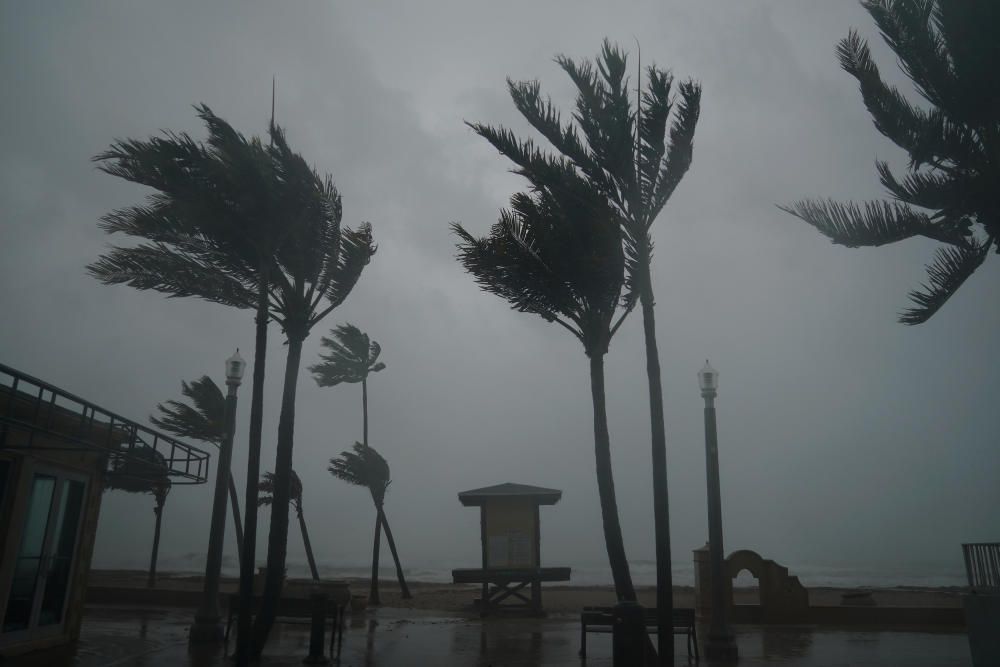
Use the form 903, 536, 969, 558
694, 546, 809, 624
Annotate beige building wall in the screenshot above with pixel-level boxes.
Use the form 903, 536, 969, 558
483, 498, 538, 568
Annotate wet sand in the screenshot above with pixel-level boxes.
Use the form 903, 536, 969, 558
88, 569, 965, 615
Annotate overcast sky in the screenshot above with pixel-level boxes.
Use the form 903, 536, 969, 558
2, 1, 997, 585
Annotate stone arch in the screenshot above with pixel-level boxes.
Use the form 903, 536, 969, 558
725, 549, 808, 622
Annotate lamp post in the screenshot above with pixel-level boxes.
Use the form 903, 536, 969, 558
698, 360, 738, 660
190, 349, 245, 642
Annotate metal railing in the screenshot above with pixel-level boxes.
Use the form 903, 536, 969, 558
0, 362, 210, 484
962, 542, 1000, 593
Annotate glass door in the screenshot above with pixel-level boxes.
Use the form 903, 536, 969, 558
1, 468, 87, 643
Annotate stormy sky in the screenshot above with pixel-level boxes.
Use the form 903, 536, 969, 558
2, 1, 997, 585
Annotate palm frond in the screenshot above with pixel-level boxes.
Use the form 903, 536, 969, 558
310, 322, 384, 387
901, 240, 989, 324
778, 198, 970, 247
258, 470, 303, 508
329, 442, 390, 501
150, 376, 226, 444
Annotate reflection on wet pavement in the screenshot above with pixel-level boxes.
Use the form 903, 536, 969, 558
3, 605, 972, 666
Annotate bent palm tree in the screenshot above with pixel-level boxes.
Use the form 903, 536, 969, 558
781, 0, 998, 324
252, 201, 376, 654
310, 324, 406, 602
453, 183, 638, 603
329, 443, 410, 603
87, 107, 375, 657
311, 323, 385, 449
258, 471, 319, 581
481, 41, 701, 662
151, 375, 244, 564
88, 106, 307, 665
104, 445, 172, 588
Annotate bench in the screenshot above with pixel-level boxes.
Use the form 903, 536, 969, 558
579, 606, 698, 659
223, 592, 347, 659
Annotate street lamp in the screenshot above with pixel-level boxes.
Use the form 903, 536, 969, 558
191, 349, 245, 642
699, 360, 738, 660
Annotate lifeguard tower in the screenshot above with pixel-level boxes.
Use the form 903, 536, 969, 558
451, 482, 570, 615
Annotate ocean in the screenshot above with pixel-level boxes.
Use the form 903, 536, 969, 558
128, 554, 968, 589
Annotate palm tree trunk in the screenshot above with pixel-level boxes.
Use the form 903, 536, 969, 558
638, 265, 675, 666
588, 353, 636, 601
362, 378, 368, 447
236, 266, 270, 667
147, 501, 164, 589
369, 509, 382, 605
228, 473, 244, 569
379, 507, 411, 599
252, 334, 305, 655
297, 506, 320, 581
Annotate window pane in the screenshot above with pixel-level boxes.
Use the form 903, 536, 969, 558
38, 480, 85, 626
2, 475, 56, 633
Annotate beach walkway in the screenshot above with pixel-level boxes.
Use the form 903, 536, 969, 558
3, 604, 973, 666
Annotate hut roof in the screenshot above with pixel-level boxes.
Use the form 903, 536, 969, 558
458, 482, 562, 506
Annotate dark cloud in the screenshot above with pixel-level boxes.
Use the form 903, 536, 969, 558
2, 1, 996, 584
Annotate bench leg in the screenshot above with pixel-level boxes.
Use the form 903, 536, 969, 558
579, 621, 586, 657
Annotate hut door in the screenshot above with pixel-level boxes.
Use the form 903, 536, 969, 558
1, 467, 87, 644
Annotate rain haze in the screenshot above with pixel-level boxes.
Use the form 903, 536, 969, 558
1, 0, 997, 591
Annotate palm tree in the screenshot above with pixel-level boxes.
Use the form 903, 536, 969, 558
87, 107, 370, 662
311, 323, 385, 449
310, 324, 407, 602
258, 471, 319, 581
453, 181, 639, 603
329, 443, 410, 604
475, 41, 701, 662
781, 0, 998, 324
150, 375, 244, 565
251, 212, 376, 654
104, 445, 172, 588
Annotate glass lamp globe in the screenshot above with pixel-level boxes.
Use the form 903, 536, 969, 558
698, 359, 718, 393
225, 349, 247, 385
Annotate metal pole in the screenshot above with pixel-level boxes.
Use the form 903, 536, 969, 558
190, 379, 239, 642
702, 387, 738, 660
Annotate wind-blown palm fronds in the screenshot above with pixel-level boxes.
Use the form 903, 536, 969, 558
329, 443, 410, 602
151, 375, 244, 566
478, 43, 703, 660
105, 445, 171, 588
781, 0, 998, 324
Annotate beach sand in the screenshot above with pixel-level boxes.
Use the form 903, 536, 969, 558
88, 570, 964, 616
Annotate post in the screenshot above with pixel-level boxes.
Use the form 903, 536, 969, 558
612, 601, 645, 666
303, 590, 330, 665
701, 378, 738, 660
190, 376, 240, 642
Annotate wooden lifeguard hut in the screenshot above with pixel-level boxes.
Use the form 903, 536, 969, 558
451, 482, 571, 615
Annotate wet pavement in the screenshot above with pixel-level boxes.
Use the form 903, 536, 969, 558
4, 605, 972, 666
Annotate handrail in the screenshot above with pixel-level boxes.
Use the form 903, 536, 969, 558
0, 362, 210, 484
962, 542, 1000, 593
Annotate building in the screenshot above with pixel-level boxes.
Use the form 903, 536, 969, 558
0, 363, 209, 657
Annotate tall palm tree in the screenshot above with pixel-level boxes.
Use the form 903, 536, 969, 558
311, 323, 385, 449
87, 106, 366, 662
252, 212, 376, 654
310, 323, 406, 602
329, 442, 411, 603
781, 0, 998, 324
475, 41, 701, 662
453, 182, 639, 603
258, 471, 319, 581
150, 375, 244, 565
104, 445, 172, 588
